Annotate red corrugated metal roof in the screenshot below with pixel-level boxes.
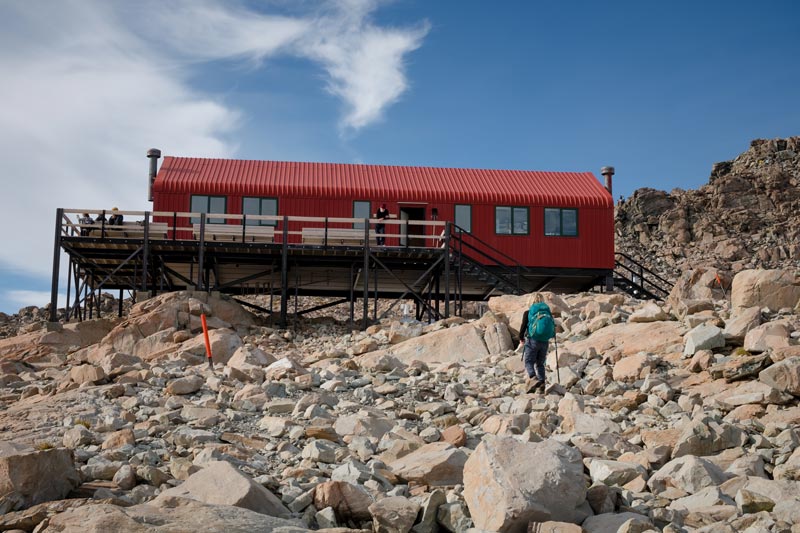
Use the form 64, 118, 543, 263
153, 157, 613, 207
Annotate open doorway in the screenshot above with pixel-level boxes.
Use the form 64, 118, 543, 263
399, 206, 426, 247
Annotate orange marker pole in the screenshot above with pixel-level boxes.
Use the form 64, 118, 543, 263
201, 313, 213, 370
715, 273, 728, 300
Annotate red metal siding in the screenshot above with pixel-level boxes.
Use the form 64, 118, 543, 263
153, 157, 613, 208
151, 157, 615, 269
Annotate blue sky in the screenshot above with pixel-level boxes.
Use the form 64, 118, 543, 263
0, 0, 798, 314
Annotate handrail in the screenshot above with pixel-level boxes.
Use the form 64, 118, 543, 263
449, 223, 527, 268
59, 208, 449, 248
456, 239, 523, 282
613, 252, 673, 300
615, 252, 673, 287
447, 223, 530, 295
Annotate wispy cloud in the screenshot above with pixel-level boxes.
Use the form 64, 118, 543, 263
299, 0, 430, 130
0, 0, 429, 312
145, 0, 430, 130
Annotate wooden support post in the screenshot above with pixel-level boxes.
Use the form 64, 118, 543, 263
197, 213, 206, 290
362, 219, 369, 330
373, 260, 378, 321
435, 272, 440, 319
294, 269, 299, 327
443, 224, 450, 318
426, 276, 433, 323
88, 272, 94, 320
118, 289, 123, 317
49, 208, 63, 323
349, 263, 355, 327
64, 259, 72, 323
280, 215, 289, 328
71, 263, 80, 321
141, 211, 150, 291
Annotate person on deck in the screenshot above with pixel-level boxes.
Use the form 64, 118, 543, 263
79, 213, 94, 236
375, 203, 390, 245
108, 207, 124, 226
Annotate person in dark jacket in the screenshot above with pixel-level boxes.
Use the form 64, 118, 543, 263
108, 207, 124, 226
519, 293, 551, 393
375, 203, 389, 245
78, 213, 94, 236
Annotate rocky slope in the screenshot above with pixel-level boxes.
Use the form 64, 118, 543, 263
615, 136, 800, 282
0, 269, 798, 532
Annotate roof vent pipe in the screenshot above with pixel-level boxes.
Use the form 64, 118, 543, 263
600, 166, 615, 197
147, 148, 162, 202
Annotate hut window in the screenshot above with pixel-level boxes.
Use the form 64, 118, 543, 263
495, 206, 528, 235
353, 201, 371, 229
544, 208, 578, 236
191, 195, 227, 224
243, 197, 278, 226
454, 204, 471, 233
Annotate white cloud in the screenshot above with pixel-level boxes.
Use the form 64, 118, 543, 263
143, 0, 430, 130
0, 0, 429, 312
298, 0, 430, 130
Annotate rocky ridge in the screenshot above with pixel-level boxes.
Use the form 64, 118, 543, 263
0, 269, 798, 532
615, 136, 800, 282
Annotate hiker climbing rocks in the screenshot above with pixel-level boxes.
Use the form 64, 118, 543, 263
518, 293, 555, 393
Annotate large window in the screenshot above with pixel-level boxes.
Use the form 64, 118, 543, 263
454, 204, 472, 233
191, 195, 226, 224
495, 206, 529, 235
243, 197, 278, 226
544, 208, 578, 236
353, 200, 371, 229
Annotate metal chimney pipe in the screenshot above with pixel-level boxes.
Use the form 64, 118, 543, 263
147, 148, 162, 202
600, 166, 615, 196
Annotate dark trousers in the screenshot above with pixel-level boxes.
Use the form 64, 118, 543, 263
523, 338, 548, 381
376, 224, 386, 245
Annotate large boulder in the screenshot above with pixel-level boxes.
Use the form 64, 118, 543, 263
722, 307, 762, 344
628, 302, 668, 323
0, 443, 80, 513
368, 495, 420, 533
95, 291, 252, 358
68, 364, 107, 385
154, 461, 290, 518
667, 268, 729, 308
773, 447, 800, 480
672, 416, 747, 458
484, 322, 514, 355
566, 321, 684, 358
334, 413, 394, 440
463, 437, 586, 530
387, 323, 489, 364
165, 374, 204, 395
313, 480, 374, 522
759, 357, 800, 396
743, 321, 792, 353
582, 512, 653, 533
648, 455, 728, 495
731, 269, 800, 311
180, 329, 243, 365
39, 497, 308, 532
388, 442, 467, 486
588, 459, 648, 487
612, 353, 655, 382
683, 324, 725, 356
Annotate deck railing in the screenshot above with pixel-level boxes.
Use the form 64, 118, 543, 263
60, 209, 447, 248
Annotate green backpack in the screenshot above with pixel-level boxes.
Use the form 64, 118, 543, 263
527, 302, 555, 342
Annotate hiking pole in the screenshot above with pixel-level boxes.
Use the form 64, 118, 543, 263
553, 335, 561, 386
